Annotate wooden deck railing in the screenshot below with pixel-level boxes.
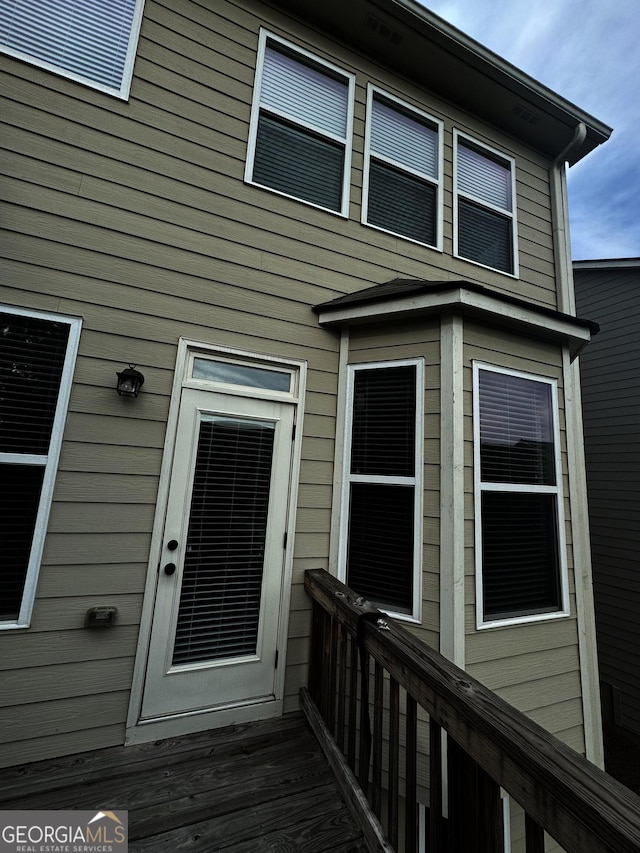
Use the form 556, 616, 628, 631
302, 568, 640, 853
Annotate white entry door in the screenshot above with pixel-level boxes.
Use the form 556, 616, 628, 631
141, 387, 293, 720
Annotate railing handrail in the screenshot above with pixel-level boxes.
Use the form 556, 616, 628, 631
305, 568, 640, 853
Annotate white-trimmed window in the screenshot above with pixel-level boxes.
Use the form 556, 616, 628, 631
340, 360, 423, 621
0, 0, 145, 99
0, 307, 81, 629
454, 131, 518, 276
363, 86, 443, 249
245, 30, 354, 216
473, 363, 568, 628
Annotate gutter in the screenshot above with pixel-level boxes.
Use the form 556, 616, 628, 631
386, 0, 612, 161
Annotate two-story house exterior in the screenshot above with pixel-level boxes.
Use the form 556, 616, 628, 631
0, 0, 611, 781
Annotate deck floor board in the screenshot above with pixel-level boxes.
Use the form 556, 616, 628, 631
0, 713, 368, 852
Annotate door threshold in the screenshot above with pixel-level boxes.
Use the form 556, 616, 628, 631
126, 697, 282, 745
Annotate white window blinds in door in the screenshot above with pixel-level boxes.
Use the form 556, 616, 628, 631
172, 416, 275, 666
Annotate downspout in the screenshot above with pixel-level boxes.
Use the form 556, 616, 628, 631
550, 121, 604, 768
551, 121, 586, 315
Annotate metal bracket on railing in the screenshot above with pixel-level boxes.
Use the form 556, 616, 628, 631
376, 618, 391, 631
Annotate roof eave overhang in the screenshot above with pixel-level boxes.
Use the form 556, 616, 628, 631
315, 284, 595, 360
272, 0, 612, 164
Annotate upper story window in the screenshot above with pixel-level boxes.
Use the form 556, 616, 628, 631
363, 86, 443, 249
339, 360, 423, 622
0, 307, 81, 629
0, 0, 144, 99
473, 363, 568, 628
245, 30, 355, 216
454, 132, 518, 276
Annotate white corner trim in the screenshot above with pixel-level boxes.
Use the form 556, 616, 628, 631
439, 313, 465, 666
328, 327, 350, 575
563, 348, 604, 766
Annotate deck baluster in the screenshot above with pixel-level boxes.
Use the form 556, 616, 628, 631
405, 694, 418, 852
525, 814, 545, 853
429, 717, 443, 853
336, 623, 348, 752
388, 677, 400, 849
347, 632, 359, 772
327, 616, 339, 734
372, 660, 384, 819
358, 650, 371, 790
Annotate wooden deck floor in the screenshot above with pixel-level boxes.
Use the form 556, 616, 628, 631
0, 713, 369, 852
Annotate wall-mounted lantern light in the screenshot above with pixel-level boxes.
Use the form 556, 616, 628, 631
116, 364, 145, 397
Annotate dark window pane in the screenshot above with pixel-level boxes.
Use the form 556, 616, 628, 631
347, 483, 414, 613
351, 366, 416, 477
458, 199, 513, 273
368, 161, 437, 245
253, 115, 344, 211
482, 491, 561, 619
173, 417, 275, 665
0, 312, 70, 454
0, 463, 45, 621
479, 371, 555, 486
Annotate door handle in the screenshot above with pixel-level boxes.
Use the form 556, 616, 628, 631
164, 563, 177, 576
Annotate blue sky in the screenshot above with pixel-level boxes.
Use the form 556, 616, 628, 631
421, 0, 639, 261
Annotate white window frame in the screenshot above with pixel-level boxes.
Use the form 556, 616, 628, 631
338, 359, 424, 623
363, 85, 443, 250
245, 29, 355, 217
453, 130, 519, 277
473, 362, 569, 629
0, 0, 145, 99
0, 306, 81, 629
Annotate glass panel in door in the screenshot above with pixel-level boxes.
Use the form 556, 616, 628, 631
172, 415, 275, 665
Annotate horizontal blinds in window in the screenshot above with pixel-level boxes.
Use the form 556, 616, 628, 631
457, 142, 512, 210
367, 161, 436, 245
482, 491, 561, 618
0, 464, 44, 621
458, 199, 513, 274
253, 115, 344, 211
172, 417, 274, 666
0, 0, 137, 89
371, 97, 438, 177
346, 364, 417, 614
261, 45, 348, 138
347, 483, 414, 613
479, 370, 555, 485
0, 312, 70, 455
351, 365, 416, 477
